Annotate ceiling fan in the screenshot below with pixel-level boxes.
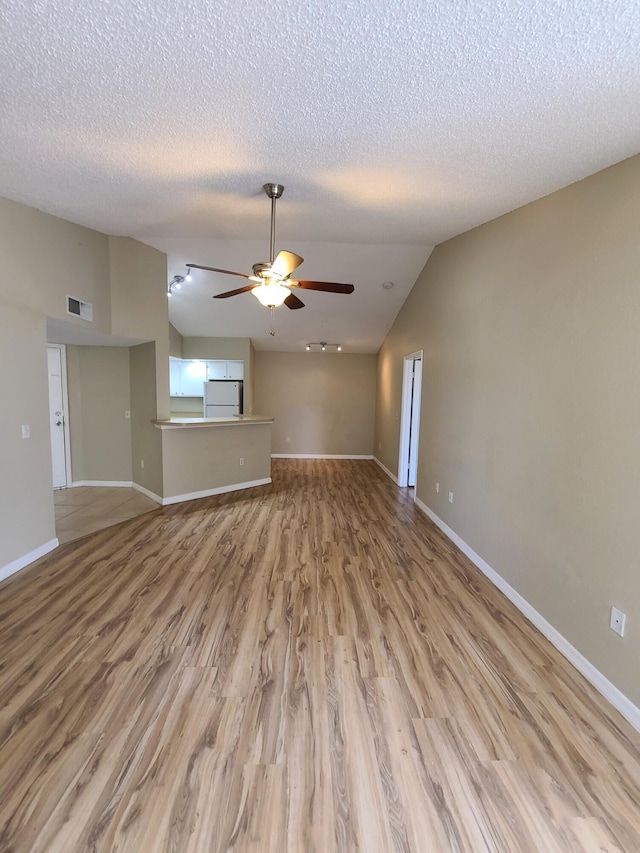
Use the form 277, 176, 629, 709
187, 183, 355, 310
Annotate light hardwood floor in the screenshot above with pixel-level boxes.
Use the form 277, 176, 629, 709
1, 460, 639, 852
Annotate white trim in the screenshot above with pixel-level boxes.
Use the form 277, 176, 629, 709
413, 496, 640, 733
47, 343, 72, 488
71, 480, 133, 488
271, 454, 374, 460
373, 456, 399, 485
131, 483, 163, 504
160, 477, 271, 506
398, 350, 423, 488
0, 538, 59, 584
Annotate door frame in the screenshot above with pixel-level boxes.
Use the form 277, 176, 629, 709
397, 350, 423, 489
47, 343, 72, 488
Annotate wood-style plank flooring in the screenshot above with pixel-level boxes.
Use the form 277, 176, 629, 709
1, 459, 639, 852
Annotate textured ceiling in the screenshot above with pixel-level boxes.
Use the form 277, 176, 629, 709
2, 0, 640, 351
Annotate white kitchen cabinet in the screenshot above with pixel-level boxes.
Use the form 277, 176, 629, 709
206, 360, 244, 380
207, 361, 227, 380
226, 361, 244, 379
181, 360, 207, 396
170, 359, 207, 396
169, 360, 182, 396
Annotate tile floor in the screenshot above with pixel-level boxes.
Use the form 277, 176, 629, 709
54, 485, 160, 544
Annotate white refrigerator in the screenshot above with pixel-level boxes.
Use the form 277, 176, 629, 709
204, 380, 243, 417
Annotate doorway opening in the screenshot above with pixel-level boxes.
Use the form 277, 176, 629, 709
398, 351, 423, 489
47, 344, 71, 489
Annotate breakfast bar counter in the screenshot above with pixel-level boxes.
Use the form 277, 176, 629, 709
153, 414, 274, 429
153, 415, 274, 505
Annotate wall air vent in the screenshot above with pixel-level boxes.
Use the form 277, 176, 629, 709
66, 295, 93, 322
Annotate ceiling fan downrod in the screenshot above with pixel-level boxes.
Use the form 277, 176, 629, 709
263, 183, 284, 265
187, 183, 354, 310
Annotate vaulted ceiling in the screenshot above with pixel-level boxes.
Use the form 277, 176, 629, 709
2, 0, 639, 351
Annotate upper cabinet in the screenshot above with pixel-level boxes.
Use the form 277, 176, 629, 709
170, 359, 208, 396
207, 360, 244, 380
170, 359, 244, 396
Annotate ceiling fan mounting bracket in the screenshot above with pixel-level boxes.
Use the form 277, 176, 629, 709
263, 183, 284, 200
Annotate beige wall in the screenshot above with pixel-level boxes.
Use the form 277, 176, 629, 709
169, 323, 183, 358
0, 198, 171, 572
0, 305, 56, 569
130, 342, 163, 498
161, 424, 272, 498
0, 199, 113, 571
182, 337, 251, 362
66, 346, 132, 482
254, 352, 376, 456
65, 346, 84, 482
0, 197, 112, 333
110, 237, 170, 419
375, 153, 640, 707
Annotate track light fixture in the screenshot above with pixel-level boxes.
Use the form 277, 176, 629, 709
167, 269, 193, 298
305, 342, 342, 352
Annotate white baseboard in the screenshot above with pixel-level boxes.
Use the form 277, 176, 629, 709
271, 454, 374, 460
161, 477, 272, 506
0, 538, 59, 585
131, 483, 163, 504
71, 480, 133, 488
413, 496, 640, 733
373, 456, 399, 485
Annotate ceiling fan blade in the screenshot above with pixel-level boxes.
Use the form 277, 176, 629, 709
284, 292, 305, 310
293, 280, 355, 294
187, 263, 250, 280
213, 284, 260, 299
271, 250, 304, 278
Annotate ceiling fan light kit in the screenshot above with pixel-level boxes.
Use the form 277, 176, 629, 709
253, 281, 289, 307
187, 183, 354, 313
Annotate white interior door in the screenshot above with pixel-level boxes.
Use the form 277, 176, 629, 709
398, 351, 423, 488
47, 346, 67, 488
407, 357, 422, 487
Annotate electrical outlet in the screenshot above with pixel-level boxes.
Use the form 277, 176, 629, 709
448, 491, 454, 504
610, 606, 626, 637
21, 424, 30, 439
435, 482, 440, 493
140, 459, 145, 469
239, 457, 244, 466
124, 410, 131, 419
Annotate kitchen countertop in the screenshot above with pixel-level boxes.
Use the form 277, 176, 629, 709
153, 414, 274, 429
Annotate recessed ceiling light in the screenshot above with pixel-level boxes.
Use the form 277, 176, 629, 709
382, 281, 395, 290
